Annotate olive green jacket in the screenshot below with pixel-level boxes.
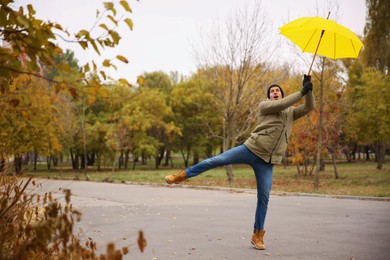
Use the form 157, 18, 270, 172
244, 91, 315, 164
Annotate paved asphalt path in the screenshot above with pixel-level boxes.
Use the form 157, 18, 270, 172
30, 179, 390, 260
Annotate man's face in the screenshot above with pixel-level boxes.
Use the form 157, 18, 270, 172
269, 86, 282, 101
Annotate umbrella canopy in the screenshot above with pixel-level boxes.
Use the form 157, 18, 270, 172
280, 16, 363, 74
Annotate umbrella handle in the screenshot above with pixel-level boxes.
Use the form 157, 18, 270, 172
307, 30, 325, 75
307, 57, 315, 76
307, 11, 331, 75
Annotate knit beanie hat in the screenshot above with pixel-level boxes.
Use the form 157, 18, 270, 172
267, 84, 284, 98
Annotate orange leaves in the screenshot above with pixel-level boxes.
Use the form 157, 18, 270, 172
68, 86, 78, 99
75, 29, 90, 39
118, 78, 132, 87
1, 75, 67, 157
290, 153, 305, 164
120, 1, 133, 13
124, 18, 133, 30
137, 230, 147, 252
99, 87, 109, 98
1, 0, 134, 96
82, 82, 99, 106
103, 2, 114, 11
136, 76, 145, 86
0, 174, 145, 258
116, 55, 128, 64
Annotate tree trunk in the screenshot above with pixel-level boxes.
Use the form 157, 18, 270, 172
124, 150, 130, 169
70, 149, 75, 169
33, 150, 38, 171
23, 153, 30, 166
96, 151, 101, 171
70, 149, 80, 170
155, 146, 165, 169
47, 155, 52, 170
81, 102, 88, 177
80, 154, 85, 169
296, 164, 302, 176
226, 164, 234, 185
52, 156, 58, 167
223, 117, 234, 185
118, 149, 123, 169
314, 57, 325, 190
193, 151, 200, 165
205, 144, 213, 158
365, 145, 370, 161
132, 156, 140, 170
87, 151, 95, 166
169, 154, 174, 168
112, 150, 119, 173
331, 153, 339, 179
309, 160, 316, 176
132, 157, 137, 170
351, 143, 357, 161
0, 156, 5, 173
141, 152, 147, 165
180, 144, 190, 168
164, 149, 171, 166
304, 159, 309, 176
320, 158, 325, 171
282, 151, 288, 169
14, 156, 23, 175
374, 141, 385, 170
357, 145, 361, 160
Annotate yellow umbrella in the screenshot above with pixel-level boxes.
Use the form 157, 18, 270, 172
280, 15, 363, 75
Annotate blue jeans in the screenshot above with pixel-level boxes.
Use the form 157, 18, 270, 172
185, 144, 273, 231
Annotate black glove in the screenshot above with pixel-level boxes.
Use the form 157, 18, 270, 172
301, 82, 313, 96
302, 74, 311, 87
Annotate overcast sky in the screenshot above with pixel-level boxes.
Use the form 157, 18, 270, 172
17, 0, 366, 83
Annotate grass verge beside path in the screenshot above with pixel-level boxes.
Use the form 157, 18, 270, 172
26, 161, 390, 198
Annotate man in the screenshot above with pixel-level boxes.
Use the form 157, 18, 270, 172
165, 75, 315, 250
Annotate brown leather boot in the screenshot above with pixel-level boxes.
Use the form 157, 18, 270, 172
165, 170, 187, 184
251, 229, 266, 250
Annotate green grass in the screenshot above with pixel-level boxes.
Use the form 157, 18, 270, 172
25, 161, 390, 197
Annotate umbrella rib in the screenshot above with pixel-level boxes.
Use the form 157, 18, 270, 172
303, 29, 318, 52
351, 39, 357, 57
334, 32, 336, 59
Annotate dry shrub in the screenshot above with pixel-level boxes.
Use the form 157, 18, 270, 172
0, 167, 146, 259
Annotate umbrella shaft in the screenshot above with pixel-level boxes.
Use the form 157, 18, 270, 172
308, 29, 325, 75
308, 11, 330, 75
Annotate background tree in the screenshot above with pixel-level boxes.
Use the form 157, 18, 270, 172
104, 85, 179, 170
0, 75, 65, 174
194, 1, 276, 184
97, 82, 135, 170
0, 0, 135, 173
45, 49, 87, 171
363, 0, 390, 75
345, 67, 390, 169
141, 71, 174, 95
170, 76, 220, 167
342, 0, 389, 169
287, 74, 318, 176
138, 71, 177, 168
309, 56, 347, 185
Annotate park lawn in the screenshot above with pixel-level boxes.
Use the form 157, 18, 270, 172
26, 161, 390, 198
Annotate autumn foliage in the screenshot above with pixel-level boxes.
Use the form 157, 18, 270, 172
0, 167, 146, 259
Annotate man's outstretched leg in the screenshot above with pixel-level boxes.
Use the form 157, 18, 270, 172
165, 145, 253, 185
165, 170, 187, 184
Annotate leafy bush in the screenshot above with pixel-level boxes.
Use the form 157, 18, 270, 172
0, 168, 146, 259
